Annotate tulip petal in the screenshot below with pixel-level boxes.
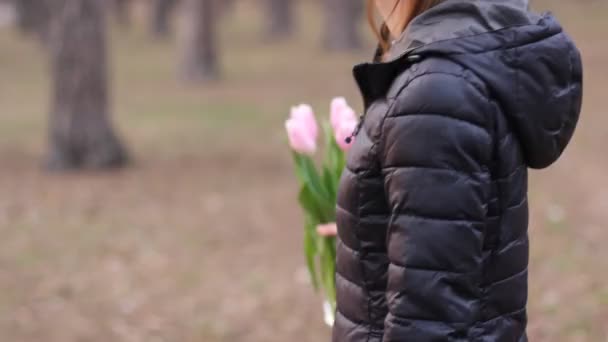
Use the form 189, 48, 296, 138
330, 98, 357, 133
291, 104, 319, 142
286, 118, 317, 155
330, 97, 349, 129
335, 119, 359, 151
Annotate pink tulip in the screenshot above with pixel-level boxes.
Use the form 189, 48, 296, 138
291, 104, 318, 139
334, 118, 358, 151
330, 97, 357, 131
330, 97, 358, 151
286, 104, 318, 155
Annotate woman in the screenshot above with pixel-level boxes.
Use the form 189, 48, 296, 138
323, 0, 583, 341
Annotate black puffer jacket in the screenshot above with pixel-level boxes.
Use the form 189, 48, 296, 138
333, 0, 583, 341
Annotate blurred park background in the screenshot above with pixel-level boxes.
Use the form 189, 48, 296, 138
0, 0, 606, 341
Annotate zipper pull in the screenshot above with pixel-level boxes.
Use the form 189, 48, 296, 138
406, 54, 422, 63
345, 115, 365, 144
345, 55, 422, 145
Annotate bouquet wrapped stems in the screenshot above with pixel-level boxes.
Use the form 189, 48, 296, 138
285, 99, 358, 325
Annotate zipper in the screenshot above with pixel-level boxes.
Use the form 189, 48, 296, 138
345, 116, 365, 144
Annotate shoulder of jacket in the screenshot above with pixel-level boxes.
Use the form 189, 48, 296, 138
384, 57, 495, 122
386, 56, 492, 113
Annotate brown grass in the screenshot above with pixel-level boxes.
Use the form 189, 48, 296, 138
0, 1, 606, 341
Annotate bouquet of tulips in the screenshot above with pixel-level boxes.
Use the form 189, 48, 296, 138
285, 97, 359, 326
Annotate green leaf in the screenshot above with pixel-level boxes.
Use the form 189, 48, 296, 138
299, 181, 337, 223
331, 142, 346, 180
323, 122, 337, 168
322, 166, 337, 205
291, 153, 311, 184
304, 216, 320, 290
319, 238, 336, 308
292, 153, 331, 208
320, 237, 337, 309
298, 185, 324, 221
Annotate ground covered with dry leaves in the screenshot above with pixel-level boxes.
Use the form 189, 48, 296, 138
0, 1, 606, 341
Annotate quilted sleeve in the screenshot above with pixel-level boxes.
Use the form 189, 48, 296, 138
379, 71, 494, 341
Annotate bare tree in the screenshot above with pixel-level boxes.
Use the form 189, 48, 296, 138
150, 0, 177, 38
219, 0, 236, 15
265, 0, 294, 41
14, 0, 36, 31
14, 0, 49, 40
110, 0, 130, 27
179, 0, 220, 82
47, 0, 128, 170
323, 0, 363, 50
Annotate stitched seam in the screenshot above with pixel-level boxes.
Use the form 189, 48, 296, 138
371, 97, 398, 342
386, 311, 473, 325
405, 14, 558, 56
336, 306, 369, 327
382, 165, 488, 183
481, 307, 526, 324
336, 205, 356, 219
496, 235, 528, 255
391, 212, 485, 225
344, 164, 366, 177
387, 70, 490, 105
388, 262, 473, 275
379, 72, 494, 167
486, 266, 528, 287
336, 307, 387, 334
335, 268, 364, 290
379, 67, 488, 162
448, 30, 562, 56
353, 170, 377, 342
383, 164, 485, 174
498, 193, 528, 213
377, 70, 492, 340
498, 130, 514, 145
355, 104, 394, 338
359, 215, 391, 224
376, 72, 432, 168
338, 237, 386, 257
495, 164, 525, 182
371, 58, 499, 342
376, 13, 556, 67
384, 112, 490, 133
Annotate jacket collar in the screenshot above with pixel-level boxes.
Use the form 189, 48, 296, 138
353, 0, 535, 109
388, 0, 530, 60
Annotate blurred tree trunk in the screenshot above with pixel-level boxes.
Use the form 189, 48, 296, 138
47, 0, 128, 170
110, 0, 130, 27
14, 0, 37, 31
265, 0, 294, 41
14, 0, 49, 40
323, 0, 363, 50
179, 0, 219, 82
150, 0, 176, 38
219, 0, 236, 15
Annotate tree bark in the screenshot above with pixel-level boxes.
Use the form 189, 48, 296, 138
218, 0, 236, 16
47, 0, 128, 170
14, 0, 37, 31
264, 0, 294, 41
323, 0, 363, 51
110, 0, 130, 27
179, 0, 219, 82
150, 0, 176, 38
14, 0, 49, 40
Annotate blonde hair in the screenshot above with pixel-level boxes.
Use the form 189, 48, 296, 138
367, 0, 443, 55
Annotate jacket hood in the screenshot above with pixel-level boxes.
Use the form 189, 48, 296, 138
356, 0, 583, 169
